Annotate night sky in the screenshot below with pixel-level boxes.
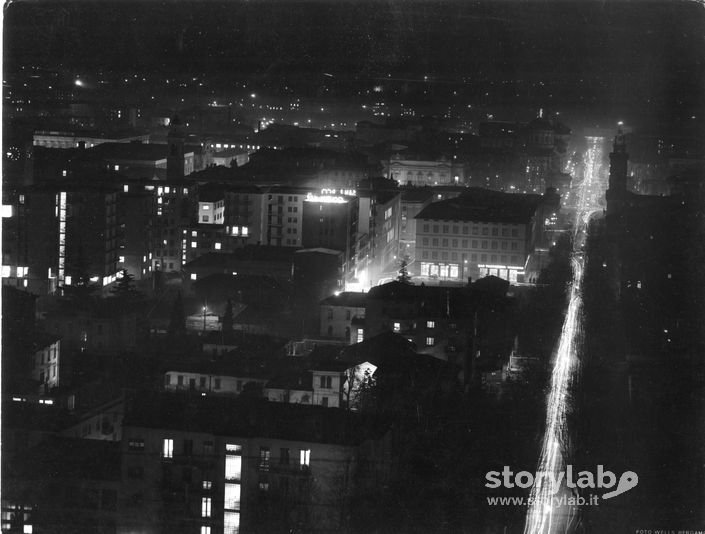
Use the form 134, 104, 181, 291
4, 1, 705, 127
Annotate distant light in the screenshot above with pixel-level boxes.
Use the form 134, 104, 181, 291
74, 79, 84, 87
617, 121, 624, 126
334, 291, 341, 296
250, 93, 256, 98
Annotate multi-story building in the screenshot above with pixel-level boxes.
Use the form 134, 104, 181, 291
399, 189, 434, 262
387, 154, 459, 186
318, 292, 367, 341
264, 187, 308, 247
32, 129, 149, 149
2, 182, 121, 294
414, 188, 557, 283
119, 393, 390, 534
301, 191, 359, 280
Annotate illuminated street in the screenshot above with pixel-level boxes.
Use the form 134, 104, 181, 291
524, 137, 608, 534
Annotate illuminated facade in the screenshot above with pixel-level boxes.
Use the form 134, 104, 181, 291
414, 188, 555, 283
387, 155, 456, 186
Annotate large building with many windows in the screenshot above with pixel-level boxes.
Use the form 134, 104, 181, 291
414, 188, 557, 283
119, 392, 390, 534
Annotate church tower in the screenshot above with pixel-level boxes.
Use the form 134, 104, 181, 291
167, 115, 185, 181
606, 128, 628, 216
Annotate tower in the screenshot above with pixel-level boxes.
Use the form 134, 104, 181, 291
606, 129, 629, 216
166, 115, 185, 181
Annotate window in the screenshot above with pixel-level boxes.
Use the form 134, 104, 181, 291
224, 483, 241, 509
426, 337, 435, 346
462, 226, 469, 235
491, 241, 498, 250
214, 378, 221, 389
259, 447, 270, 471
299, 449, 311, 468
203, 480, 212, 490
327, 308, 333, 320
482, 227, 489, 235
201, 527, 211, 534
177, 375, 184, 386
432, 238, 438, 247
393, 322, 401, 333
511, 242, 518, 250
423, 223, 429, 232
215, 242, 221, 250
357, 329, 364, 343
201, 497, 212, 518
452, 225, 459, 234
511, 228, 519, 237
224, 512, 240, 534
184, 439, 193, 456
200, 376, 207, 388
492, 227, 498, 236
442, 225, 449, 233
202, 216, 209, 222
422, 237, 429, 246
321, 397, 329, 407
162, 438, 174, 458
426, 320, 435, 329
280, 448, 290, 465
204, 441, 214, 455
128, 438, 145, 451
320, 376, 332, 389
225, 444, 242, 480
165, 374, 171, 386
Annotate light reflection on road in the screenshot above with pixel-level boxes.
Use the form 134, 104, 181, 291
524, 137, 607, 534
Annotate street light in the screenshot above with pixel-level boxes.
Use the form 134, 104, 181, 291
202, 304, 207, 334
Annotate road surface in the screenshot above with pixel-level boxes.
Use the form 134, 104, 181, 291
524, 137, 608, 534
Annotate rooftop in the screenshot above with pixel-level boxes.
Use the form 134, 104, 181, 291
123, 391, 388, 446
415, 187, 542, 224
320, 291, 367, 308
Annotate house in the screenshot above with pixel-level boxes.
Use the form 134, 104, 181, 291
318, 292, 366, 342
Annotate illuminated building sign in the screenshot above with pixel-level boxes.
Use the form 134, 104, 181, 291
305, 192, 347, 204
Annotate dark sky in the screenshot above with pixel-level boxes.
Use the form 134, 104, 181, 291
4, 1, 704, 124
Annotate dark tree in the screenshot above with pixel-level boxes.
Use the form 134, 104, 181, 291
110, 269, 142, 299
396, 255, 412, 284
167, 291, 186, 340
222, 298, 234, 334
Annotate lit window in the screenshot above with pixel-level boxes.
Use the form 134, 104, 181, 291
202, 205, 210, 210
225, 444, 242, 480
224, 512, 240, 534
1, 265, 10, 278
214, 242, 221, 250
426, 337, 435, 346
357, 329, 364, 343
119, 256, 125, 263
203, 480, 212, 490
23, 526, 32, 534
191, 241, 197, 248
190, 273, 197, 281
426, 321, 435, 329
123, 184, 129, 193
393, 322, 401, 333
192, 231, 198, 237
201, 527, 211, 534
299, 449, 310, 468
224, 483, 241, 509
114, 165, 120, 171
241, 226, 248, 236
259, 447, 270, 471
201, 497, 211, 518
162, 438, 173, 458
